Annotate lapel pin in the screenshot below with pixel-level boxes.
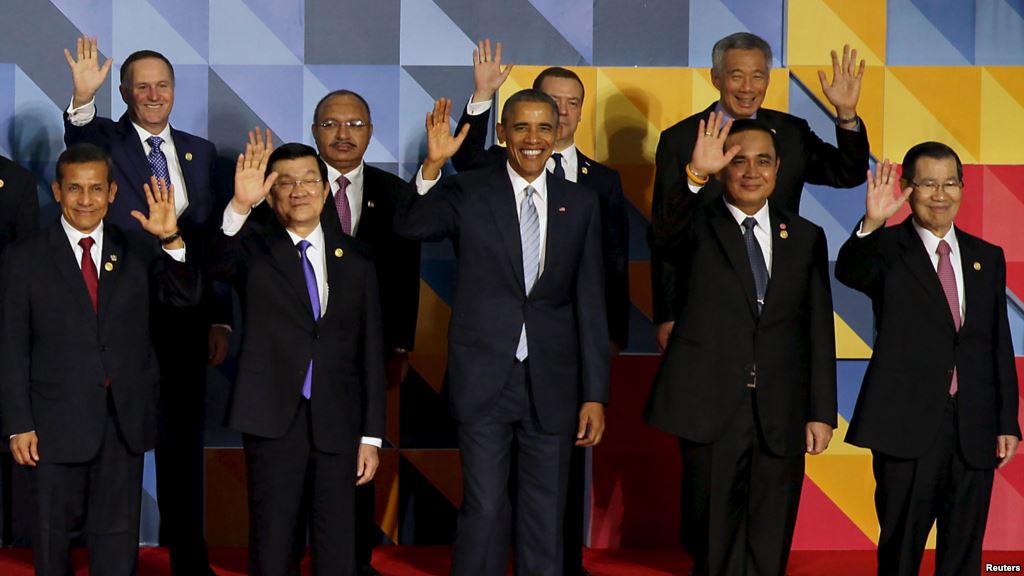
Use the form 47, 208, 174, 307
367, 200, 375, 208
973, 261, 981, 271
184, 152, 193, 161
110, 254, 118, 262
104, 262, 114, 272
779, 230, 789, 239
558, 206, 567, 213
334, 248, 344, 258
0, 179, 5, 188
770, 128, 777, 134
581, 166, 588, 175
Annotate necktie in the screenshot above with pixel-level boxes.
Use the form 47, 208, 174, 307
79, 237, 99, 312
298, 240, 321, 399
550, 152, 566, 179
516, 185, 540, 361
334, 175, 352, 235
147, 136, 170, 185
936, 240, 960, 395
742, 217, 769, 315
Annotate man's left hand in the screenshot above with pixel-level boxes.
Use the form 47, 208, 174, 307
997, 435, 1019, 468
576, 402, 606, 447
356, 444, 380, 485
817, 44, 865, 122
132, 175, 181, 246
208, 325, 230, 366
805, 421, 833, 455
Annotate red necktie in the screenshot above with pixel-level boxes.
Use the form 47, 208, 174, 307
334, 175, 352, 235
79, 237, 99, 312
936, 240, 960, 395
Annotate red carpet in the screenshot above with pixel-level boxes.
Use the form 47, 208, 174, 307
0, 547, 1022, 575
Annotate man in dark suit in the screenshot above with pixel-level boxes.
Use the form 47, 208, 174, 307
645, 118, 837, 576
651, 32, 869, 350
449, 42, 628, 574
209, 135, 385, 576
395, 94, 608, 576
835, 143, 1020, 576
1, 143, 199, 576
310, 89, 420, 575
61, 36, 227, 575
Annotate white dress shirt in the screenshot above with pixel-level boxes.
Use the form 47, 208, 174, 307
913, 221, 966, 321
325, 161, 365, 236
67, 98, 190, 216
220, 206, 381, 448
723, 198, 773, 276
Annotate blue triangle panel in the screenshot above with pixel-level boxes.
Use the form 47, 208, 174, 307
244, 0, 305, 60
721, 0, 784, 64
887, 0, 971, 64
909, 0, 976, 63
0, 65, 15, 158
837, 360, 868, 423
306, 65, 401, 165
975, 0, 1024, 64
1008, 296, 1024, 356
526, 0, 594, 64
831, 263, 875, 350
148, 0, 210, 58
167, 65, 210, 139
51, 0, 114, 54
213, 65, 305, 144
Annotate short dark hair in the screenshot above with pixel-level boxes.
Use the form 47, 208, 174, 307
313, 89, 372, 124
533, 67, 585, 103
726, 119, 782, 158
500, 89, 558, 125
266, 143, 329, 184
56, 143, 113, 183
120, 50, 175, 85
901, 141, 963, 184
712, 32, 773, 76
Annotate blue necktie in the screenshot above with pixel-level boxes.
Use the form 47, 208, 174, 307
146, 136, 170, 186
516, 185, 540, 360
550, 152, 566, 179
742, 217, 769, 315
298, 240, 321, 398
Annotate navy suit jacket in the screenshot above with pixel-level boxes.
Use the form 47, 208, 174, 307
451, 107, 630, 349
394, 163, 609, 433
0, 155, 39, 256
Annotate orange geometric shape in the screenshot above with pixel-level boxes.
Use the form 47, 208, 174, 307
402, 449, 463, 508
410, 280, 450, 394
610, 163, 656, 219
376, 448, 401, 544
501, 65, 598, 158
790, 65, 885, 160
792, 475, 876, 550
595, 67, 692, 165
981, 68, 1024, 164
886, 67, 982, 162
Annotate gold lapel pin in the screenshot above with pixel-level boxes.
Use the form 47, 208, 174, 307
780, 230, 789, 239
0, 179, 5, 188
581, 166, 588, 175
110, 254, 118, 262
558, 206, 566, 212
334, 248, 344, 258
367, 200, 375, 208
184, 152, 193, 161
104, 262, 114, 272
973, 261, 981, 271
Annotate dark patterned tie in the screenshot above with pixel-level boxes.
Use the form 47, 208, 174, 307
146, 136, 170, 185
297, 240, 321, 399
334, 175, 352, 235
936, 240, 960, 395
742, 217, 769, 315
550, 152, 566, 179
79, 236, 98, 312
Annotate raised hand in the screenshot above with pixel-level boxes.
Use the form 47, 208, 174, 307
863, 160, 911, 234
231, 127, 277, 214
64, 35, 113, 109
472, 38, 514, 104
689, 111, 741, 177
422, 98, 470, 180
817, 44, 865, 122
131, 176, 181, 243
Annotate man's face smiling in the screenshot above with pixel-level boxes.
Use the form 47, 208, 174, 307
268, 156, 328, 233
52, 161, 118, 234
718, 129, 779, 215
712, 48, 769, 119
496, 101, 557, 181
120, 57, 174, 134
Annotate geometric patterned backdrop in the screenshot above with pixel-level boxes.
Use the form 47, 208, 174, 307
1, 0, 1022, 551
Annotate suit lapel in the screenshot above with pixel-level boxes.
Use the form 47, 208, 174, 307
535, 176, 568, 291
485, 166, 527, 294
356, 167, 377, 240
116, 114, 155, 196
320, 218, 351, 324
170, 127, 198, 219
47, 223, 98, 327
709, 201, 760, 318
97, 225, 125, 330
266, 225, 315, 319
897, 220, 955, 330
956, 228, 980, 333
761, 208, 788, 315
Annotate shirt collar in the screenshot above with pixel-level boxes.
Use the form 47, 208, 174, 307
60, 215, 104, 246
132, 120, 172, 146
714, 101, 758, 122
912, 219, 959, 259
723, 197, 770, 231
285, 223, 325, 251
326, 161, 364, 189
507, 162, 547, 202
553, 143, 577, 165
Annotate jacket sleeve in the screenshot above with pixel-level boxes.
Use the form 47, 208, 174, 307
576, 197, 611, 404
0, 246, 35, 436
807, 226, 838, 426
798, 117, 870, 189
834, 221, 887, 298
361, 261, 387, 438
992, 248, 1022, 439
604, 170, 631, 349
451, 106, 503, 172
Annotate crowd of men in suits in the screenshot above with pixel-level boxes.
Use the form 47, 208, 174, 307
0, 29, 1017, 576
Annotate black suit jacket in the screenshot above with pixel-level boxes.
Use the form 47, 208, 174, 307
0, 221, 200, 462
64, 112, 229, 327
650, 102, 870, 322
835, 218, 1021, 468
351, 165, 421, 352
452, 107, 630, 349
0, 155, 39, 255
394, 163, 609, 433
645, 195, 837, 456
207, 216, 386, 454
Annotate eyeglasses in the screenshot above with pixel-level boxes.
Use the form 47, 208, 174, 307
911, 180, 963, 194
273, 178, 323, 192
315, 119, 370, 130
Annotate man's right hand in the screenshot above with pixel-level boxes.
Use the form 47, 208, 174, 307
862, 159, 911, 235
64, 35, 112, 109
232, 127, 278, 215
471, 38, 514, 104
655, 321, 675, 353
689, 111, 740, 178
422, 99, 470, 180
10, 432, 39, 467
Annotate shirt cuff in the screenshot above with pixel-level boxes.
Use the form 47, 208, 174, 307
67, 97, 96, 126
221, 204, 251, 236
211, 323, 233, 333
855, 219, 872, 238
687, 180, 703, 194
466, 94, 492, 116
360, 436, 383, 448
163, 244, 186, 262
415, 166, 439, 196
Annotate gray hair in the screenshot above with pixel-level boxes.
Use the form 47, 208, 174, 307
711, 33, 773, 75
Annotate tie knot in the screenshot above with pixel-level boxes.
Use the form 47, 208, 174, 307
937, 239, 951, 256
297, 239, 312, 255
147, 136, 164, 150
79, 236, 95, 252
742, 217, 757, 232
524, 185, 536, 199
551, 152, 563, 164
336, 175, 350, 191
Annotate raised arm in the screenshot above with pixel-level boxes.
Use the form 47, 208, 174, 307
64, 35, 112, 110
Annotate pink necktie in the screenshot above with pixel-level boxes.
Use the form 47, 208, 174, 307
936, 240, 960, 395
334, 175, 352, 235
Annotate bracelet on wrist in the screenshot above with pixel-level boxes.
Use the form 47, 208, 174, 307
686, 163, 709, 186
160, 230, 182, 246
837, 114, 858, 124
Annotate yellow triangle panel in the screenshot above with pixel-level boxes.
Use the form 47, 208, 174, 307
595, 67, 692, 165
886, 67, 981, 163
805, 453, 879, 545
835, 311, 873, 359
882, 69, 978, 165
981, 68, 1024, 165
499, 65, 598, 159
788, 0, 886, 66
